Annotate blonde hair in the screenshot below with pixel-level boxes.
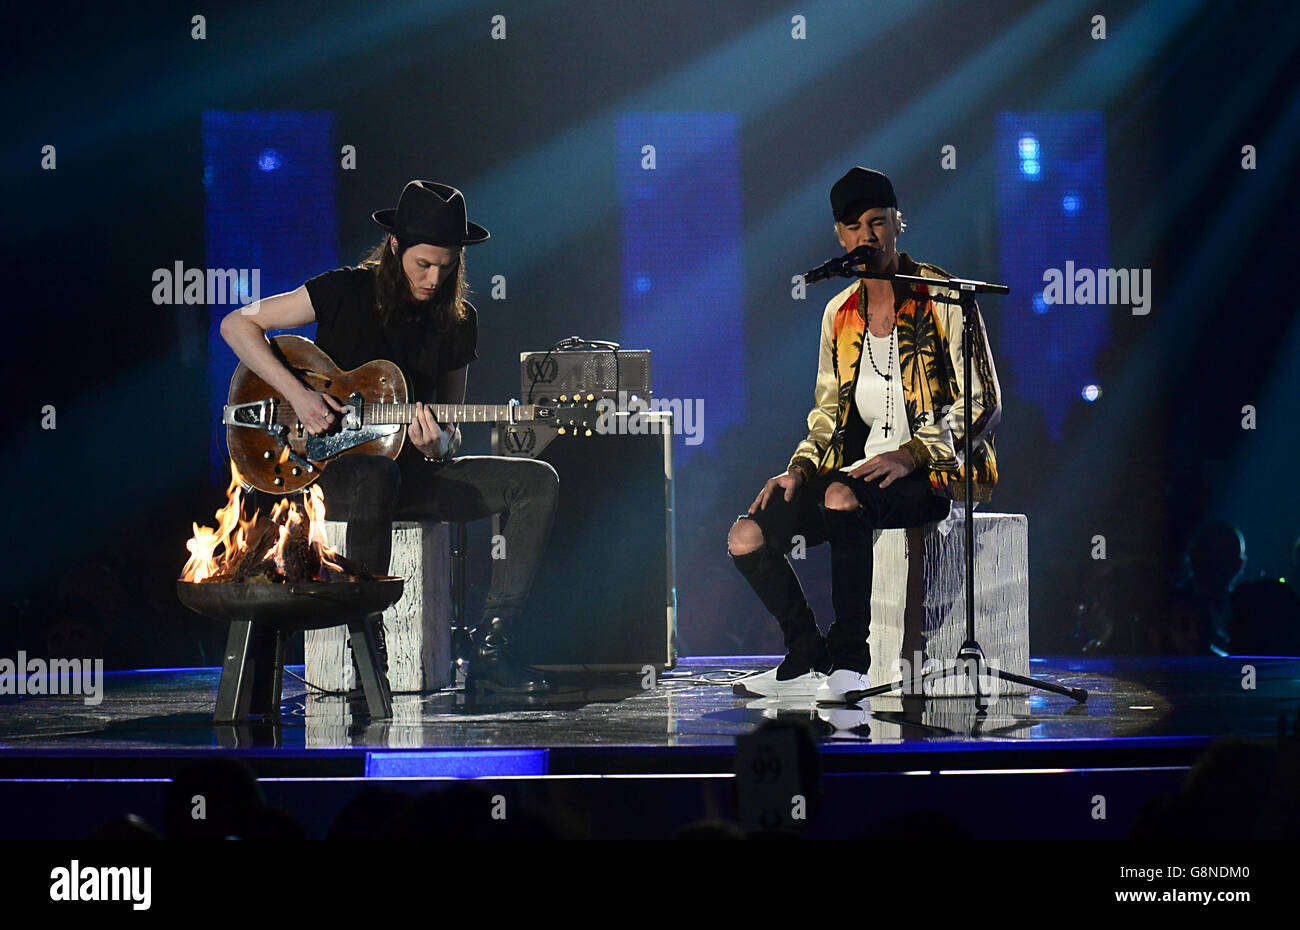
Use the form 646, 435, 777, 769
832, 207, 905, 237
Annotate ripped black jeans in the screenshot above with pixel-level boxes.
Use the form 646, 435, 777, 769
731, 469, 950, 672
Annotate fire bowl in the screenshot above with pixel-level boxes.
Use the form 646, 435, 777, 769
177, 578, 405, 722
177, 578, 404, 632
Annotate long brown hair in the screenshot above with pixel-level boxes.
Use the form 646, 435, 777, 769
360, 234, 469, 331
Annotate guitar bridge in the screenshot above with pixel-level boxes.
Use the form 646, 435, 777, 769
222, 398, 275, 428
223, 398, 317, 475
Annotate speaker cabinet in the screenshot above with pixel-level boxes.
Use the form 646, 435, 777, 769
520, 349, 651, 403
493, 411, 676, 670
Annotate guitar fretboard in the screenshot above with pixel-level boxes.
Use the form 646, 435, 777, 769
366, 403, 534, 425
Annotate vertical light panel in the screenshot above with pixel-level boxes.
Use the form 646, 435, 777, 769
202, 110, 337, 479
996, 111, 1109, 441
617, 113, 744, 457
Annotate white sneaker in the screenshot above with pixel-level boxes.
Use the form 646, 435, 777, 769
815, 669, 870, 704
817, 706, 871, 731
733, 666, 827, 699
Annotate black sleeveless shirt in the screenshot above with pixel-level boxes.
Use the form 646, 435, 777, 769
303, 266, 478, 405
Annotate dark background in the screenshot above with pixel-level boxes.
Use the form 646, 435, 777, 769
2, 0, 1297, 668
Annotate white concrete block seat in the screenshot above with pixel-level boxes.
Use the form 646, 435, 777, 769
734, 512, 1030, 698
868, 512, 1029, 697
304, 520, 456, 695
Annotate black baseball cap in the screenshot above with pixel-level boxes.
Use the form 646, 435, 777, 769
830, 167, 897, 222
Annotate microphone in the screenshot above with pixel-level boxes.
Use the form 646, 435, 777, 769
802, 245, 878, 284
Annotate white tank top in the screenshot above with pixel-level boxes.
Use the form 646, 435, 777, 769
841, 328, 911, 472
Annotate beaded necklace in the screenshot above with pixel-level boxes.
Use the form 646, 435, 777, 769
863, 307, 898, 438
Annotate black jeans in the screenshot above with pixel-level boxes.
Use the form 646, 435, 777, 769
732, 468, 951, 670
316, 453, 559, 624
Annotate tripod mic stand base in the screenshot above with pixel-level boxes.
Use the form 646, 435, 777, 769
843, 651, 1089, 705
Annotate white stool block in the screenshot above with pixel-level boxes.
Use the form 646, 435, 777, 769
304, 520, 452, 694
869, 512, 1030, 696
303, 694, 430, 748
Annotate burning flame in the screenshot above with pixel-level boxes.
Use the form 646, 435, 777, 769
182, 461, 345, 582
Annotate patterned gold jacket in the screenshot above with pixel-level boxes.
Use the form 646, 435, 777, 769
788, 252, 1001, 502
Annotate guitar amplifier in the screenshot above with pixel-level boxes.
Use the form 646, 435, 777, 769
520, 348, 650, 404
492, 411, 676, 671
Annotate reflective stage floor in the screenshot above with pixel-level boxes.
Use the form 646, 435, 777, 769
1, 656, 1296, 839
1, 656, 1295, 773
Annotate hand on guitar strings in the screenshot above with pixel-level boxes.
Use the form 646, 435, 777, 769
290, 388, 346, 435
409, 401, 455, 459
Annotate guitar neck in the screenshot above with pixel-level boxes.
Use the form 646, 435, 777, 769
366, 402, 533, 425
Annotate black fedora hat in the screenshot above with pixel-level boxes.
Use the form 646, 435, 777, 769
372, 180, 490, 247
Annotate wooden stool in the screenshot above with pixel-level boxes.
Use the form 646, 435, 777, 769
869, 512, 1030, 696
305, 520, 453, 693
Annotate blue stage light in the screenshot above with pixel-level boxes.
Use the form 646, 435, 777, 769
998, 111, 1109, 442
1082, 383, 1101, 402
617, 113, 744, 457
203, 111, 337, 481
365, 750, 549, 778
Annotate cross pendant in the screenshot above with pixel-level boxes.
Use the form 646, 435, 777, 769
882, 423, 892, 436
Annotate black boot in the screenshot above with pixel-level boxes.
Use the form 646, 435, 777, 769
823, 506, 873, 675
469, 617, 550, 694
731, 543, 830, 680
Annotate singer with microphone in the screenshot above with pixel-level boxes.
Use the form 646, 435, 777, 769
727, 167, 1002, 701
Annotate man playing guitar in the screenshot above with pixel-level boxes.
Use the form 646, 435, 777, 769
220, 180, 557, 695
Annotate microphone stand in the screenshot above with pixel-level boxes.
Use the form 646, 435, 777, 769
813, 261, 1087, 709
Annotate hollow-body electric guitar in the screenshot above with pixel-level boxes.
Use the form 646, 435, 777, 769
224, 334, 596, 494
